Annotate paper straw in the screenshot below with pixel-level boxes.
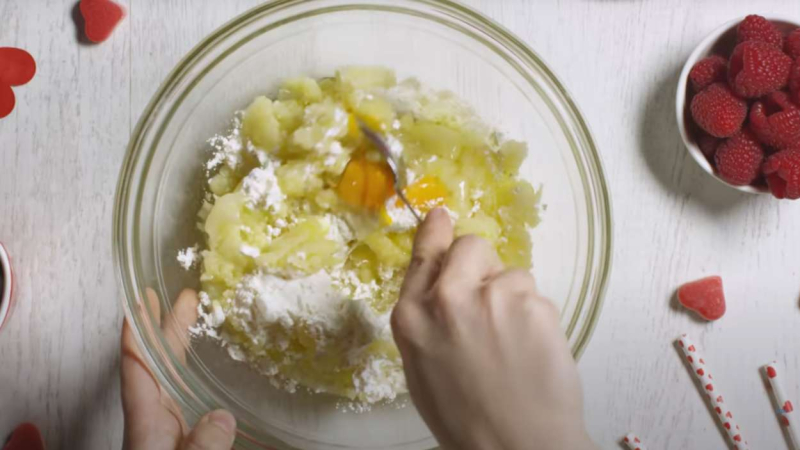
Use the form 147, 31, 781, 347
622, 432, 647, 450
763, 361, 799, 450
676, 334, 749, 449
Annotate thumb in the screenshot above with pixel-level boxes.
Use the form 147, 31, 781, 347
399, 208, 453, 303
182, 410, 236, 450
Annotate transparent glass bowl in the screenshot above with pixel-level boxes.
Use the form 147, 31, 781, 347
113, 1, 612, 449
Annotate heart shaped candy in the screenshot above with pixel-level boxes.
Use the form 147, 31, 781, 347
2, 423, 45, 450
677, 276, 726, 321
0, 48, 36, 119
80, 0, 126, 43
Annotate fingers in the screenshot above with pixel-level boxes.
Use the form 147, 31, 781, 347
399, 208, 454, 303
121, 319, 160, 401
121, 319, 184, 450
181, 410, 237, 450
162, 289, 200, 364
145, 288, 162, 326
486, 269, 538, 298
438, 235, 504, 288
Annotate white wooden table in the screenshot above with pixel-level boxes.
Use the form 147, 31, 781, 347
2, 1, 800, 448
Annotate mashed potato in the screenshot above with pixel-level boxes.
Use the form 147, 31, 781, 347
191, 66, 541, 406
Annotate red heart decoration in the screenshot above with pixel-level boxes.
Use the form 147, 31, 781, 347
0, 83, 14, 118
0, 48, 36, 119
80, 0, 126, 43
733, 434, 742, 442
726, 411, 733, 419
705, 383, 714, 391
697, 368, 705, 376
767, 366, 777, 378
724, 422, 731, 429
783, 416, 791, 427
785, 401, 794, 413
3, 423, 45, 450
677, 276, 726, 321
687, 355, 694, 363
715, 407, 722, 414
688, 345, 696, 352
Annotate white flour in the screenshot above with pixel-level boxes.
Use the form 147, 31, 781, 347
177, 245, 199, 270
206, 115, 244, 171
241, 161, 284, 211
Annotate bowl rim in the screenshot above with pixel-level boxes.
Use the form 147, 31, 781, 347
0, 242, 11, 330
114, 0, 614, 447
675, 15, 800, 195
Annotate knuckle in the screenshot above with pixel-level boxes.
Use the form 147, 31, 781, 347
432, 281, 459, 305
390, 305, 414, 337
482, 280, 506, 304
408, 254, 427, 271
452, 234, 488, 253
528, 296, 560, 320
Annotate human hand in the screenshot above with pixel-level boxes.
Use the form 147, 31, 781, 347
121, 289, 237, 450
392, 208, 596, 450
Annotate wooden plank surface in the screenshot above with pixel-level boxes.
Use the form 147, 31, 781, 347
1, 1, 799, 448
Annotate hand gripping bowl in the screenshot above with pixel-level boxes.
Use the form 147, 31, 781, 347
113, 1, 612, 449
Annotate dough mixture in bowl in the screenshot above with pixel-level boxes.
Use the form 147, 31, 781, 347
186, 66, 541, 409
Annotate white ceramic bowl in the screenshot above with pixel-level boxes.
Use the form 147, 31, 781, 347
676, 16, 800, 194
0, 242, 14, 331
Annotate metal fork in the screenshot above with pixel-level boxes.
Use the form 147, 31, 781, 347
358, 121, 423, 224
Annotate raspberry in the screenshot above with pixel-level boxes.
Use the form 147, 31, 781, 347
790, 59, 800, 107
714, 129, 765, 185
728, 41, 793, 98
690, 83, 748, 138
737, 15, 783, 48
749, 91, 800, 148
786, 28, 800, 60
697, 132, 722, 160
763, 147, 800, 199
689, 55, 728, 91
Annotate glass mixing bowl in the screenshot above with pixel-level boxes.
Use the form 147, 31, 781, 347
113, 1, 612, 448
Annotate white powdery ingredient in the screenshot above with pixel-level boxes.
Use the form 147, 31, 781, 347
326, 214, 354, 244
353, 356, 405, 404
210, 303, 226, 327
377, 78, 426, 115
190, 292, 220, 338
384, 197, 419, 233
177, 245, 199, 270
207, 115, 244, 171
241, 160, 285, 212
236, 271, 344, 331
240, 245, 261, 258
385, 133, 404, 160
324, 141, 344, 167
293, 103, 348, 153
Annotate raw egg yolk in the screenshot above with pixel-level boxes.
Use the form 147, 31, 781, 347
337, 156, 396, 211
399, 175, 448, 212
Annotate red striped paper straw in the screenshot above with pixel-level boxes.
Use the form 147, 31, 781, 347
622, 432, 647, 450
676, 334, 749, 450
764, 361, 799, 450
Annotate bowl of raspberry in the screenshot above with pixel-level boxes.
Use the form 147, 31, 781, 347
677, 14, 800, 200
